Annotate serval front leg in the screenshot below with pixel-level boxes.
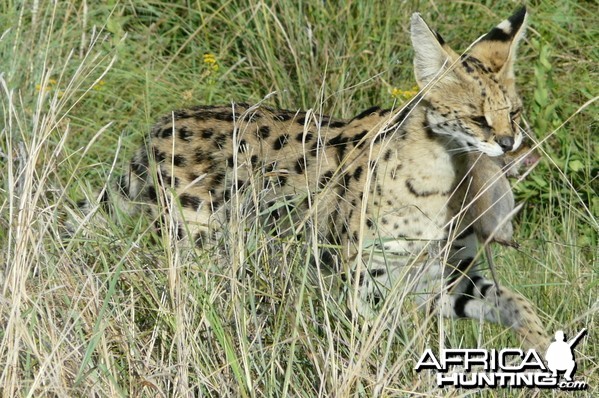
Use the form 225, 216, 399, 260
344, 248, 549, 350
440, 270, 548, 350
422, 229, 549, 350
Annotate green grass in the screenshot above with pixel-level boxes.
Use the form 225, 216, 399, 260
0, 1, 597, 396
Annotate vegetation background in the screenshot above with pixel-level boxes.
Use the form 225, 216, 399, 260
0, 0, 596, 396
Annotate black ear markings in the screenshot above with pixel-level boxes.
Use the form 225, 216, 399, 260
507, 6, 527, 31
483, 27, 510, 43
481, 7, 527, 43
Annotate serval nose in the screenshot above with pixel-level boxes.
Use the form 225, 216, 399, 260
495, 135, 515, 153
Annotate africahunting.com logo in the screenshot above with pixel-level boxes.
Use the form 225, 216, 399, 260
415, 328, 588, 390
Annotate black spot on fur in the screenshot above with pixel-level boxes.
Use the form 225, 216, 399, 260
147, 186, 157, 201
461, 58, 475, 74
319, 171, 333, 188
273, 134, 290, 150
328, 120, 346, 128
351, 130, 368, 147
340, 223, 348, 236
370, 293, 383, 307
172, 154, 186, 167
178, 126, 194, 141
194, 231, 208, 248
420, 119, 435, 139
159, 170, 180, 188
383, 149, 392, 161
448, 258, 476, 284
257, 125, 271, 139
213, 134, 227, 149
152, 148, 165, 162
130, 159, 148, 178
296, 131, 314, 142
201, 128, 214, 139
193, 149, 212, 164
353, 106, 381, 120
373, 131, 388, 144
319, 250, 335, 267
159, 126, 173, 139
99, 190, 110, 204
353, 166, 363, 181
211, 196, 223, 210
187, 172, 201, 184
368, 160, 377, 174
214, 112, 234, 122
379, 108, 391, 117
241, 112, 262, 122
456, 226, 475, 240
212, 173, 225, 186
454, 275, 483, 318
179, 193, 202, 210
117, 175, 130, 198
309, 140, 320, 154
277, 175, 288, 187
223, 188, 231, 201
264, 163, 276, 173
327, 133, 347, 146
369, 268, 386, 278
274, 113, 292, 122
337, 174, 351, 196
335, 143, 347, 161
327, 134, 349, 161
76, 199, 88, 209
405, 178, 440, 197
480, 283, 492, 298
295, 157, 307, 174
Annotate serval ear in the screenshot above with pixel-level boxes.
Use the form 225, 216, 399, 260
469, 7, 528, 78
410, 13, 458, 87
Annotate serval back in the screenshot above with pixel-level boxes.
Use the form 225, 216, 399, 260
75, 7, 548, 349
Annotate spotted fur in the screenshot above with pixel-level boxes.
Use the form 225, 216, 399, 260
77, 8, 548, 349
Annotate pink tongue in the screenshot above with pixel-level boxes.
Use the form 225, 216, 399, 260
524, 152, 540, 167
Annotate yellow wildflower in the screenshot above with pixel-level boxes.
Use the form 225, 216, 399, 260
93, 80, 106, 91
203, 53, 219, 72
35, 78, 57, 92
391, 85, 419, 100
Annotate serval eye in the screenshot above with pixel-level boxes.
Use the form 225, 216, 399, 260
471, 116, 490, 128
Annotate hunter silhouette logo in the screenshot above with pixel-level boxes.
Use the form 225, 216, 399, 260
545, 328, 587, 382
415, 328, 589, 390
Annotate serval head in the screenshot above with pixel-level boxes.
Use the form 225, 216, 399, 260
411, 7, 528, 157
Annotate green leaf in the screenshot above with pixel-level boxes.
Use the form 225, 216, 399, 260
534, 89, 548, 106
568, 159, 584, 172
531, 174, 549, 187
540, 57, 552, 70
